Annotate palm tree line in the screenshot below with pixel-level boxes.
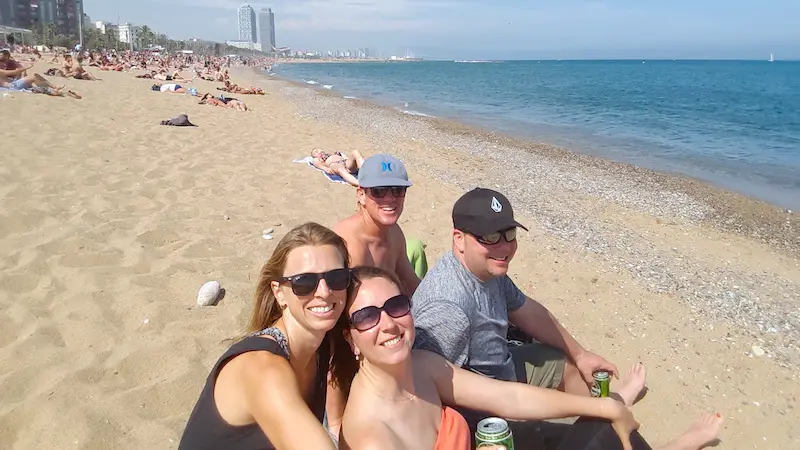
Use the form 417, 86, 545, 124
30, 23, 251, 55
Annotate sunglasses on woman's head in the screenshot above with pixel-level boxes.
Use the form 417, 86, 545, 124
349, 294, 412, 331
368, 186, 407, 199
279, 268, 351, 296
473, 227, 517, 245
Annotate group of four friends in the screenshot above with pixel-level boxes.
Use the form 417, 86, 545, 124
178, 154, 723, 450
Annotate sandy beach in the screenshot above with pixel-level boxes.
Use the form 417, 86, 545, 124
0, 62, 797, 449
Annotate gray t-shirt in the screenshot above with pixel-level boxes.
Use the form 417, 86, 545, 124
412, 251, 526, 381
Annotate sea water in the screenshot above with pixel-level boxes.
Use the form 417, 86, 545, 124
276, 60, 800, 209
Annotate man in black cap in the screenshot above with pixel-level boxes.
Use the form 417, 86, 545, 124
412, 188, 619, 404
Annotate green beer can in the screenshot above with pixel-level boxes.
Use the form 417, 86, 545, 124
591, 371, 610, 398
475, 417, 515, 450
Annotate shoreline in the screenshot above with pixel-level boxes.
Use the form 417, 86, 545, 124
270, 64, 800, 212
263, 69, 799, 259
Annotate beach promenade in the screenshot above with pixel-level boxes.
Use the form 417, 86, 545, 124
0, 62, 797, 449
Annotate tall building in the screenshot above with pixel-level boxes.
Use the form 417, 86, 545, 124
0, 0, 83, 36
258, 8, 275, 50
118, 22, 136, 48
237, 3, 256, 43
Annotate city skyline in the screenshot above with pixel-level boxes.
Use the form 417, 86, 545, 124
79, 1, 800, 60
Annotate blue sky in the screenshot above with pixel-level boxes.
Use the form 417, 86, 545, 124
84, 0, 800, 59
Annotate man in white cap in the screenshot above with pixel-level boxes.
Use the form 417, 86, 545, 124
333, 154, 421, 296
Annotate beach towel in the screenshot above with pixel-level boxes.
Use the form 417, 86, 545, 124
292, 156, 353, 184
160, 114, 197, 127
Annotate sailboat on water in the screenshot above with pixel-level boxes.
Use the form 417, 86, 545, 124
769, 53, 775, 63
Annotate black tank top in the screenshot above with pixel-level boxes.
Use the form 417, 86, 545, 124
178, 328, 330, 450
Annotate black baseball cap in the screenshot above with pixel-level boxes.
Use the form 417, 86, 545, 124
452, 188, 528, 236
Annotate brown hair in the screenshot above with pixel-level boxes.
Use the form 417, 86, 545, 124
334, 266, 404, 385
246, 222, 354, 394
346, 266, 403, 312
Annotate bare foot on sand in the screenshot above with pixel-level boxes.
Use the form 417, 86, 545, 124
613, 363, 647, 406
658, 413, 724, 450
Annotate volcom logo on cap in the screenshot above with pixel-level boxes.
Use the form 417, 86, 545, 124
491, 197, 502, 213
381, 162, 393, 172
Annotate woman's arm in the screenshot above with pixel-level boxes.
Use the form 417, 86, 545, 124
241, 352, 337, 450
419, 350, 626, 422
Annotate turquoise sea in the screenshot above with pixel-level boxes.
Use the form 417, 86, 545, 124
275, 60, 800, 209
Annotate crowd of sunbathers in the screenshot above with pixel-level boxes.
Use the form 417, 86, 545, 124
178, 153, 725, 450
1, 45, 273, 110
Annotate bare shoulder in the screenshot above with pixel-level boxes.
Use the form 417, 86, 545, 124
332, 214, 361, 241
233, 344, 295, 385
389, 224, 408, 250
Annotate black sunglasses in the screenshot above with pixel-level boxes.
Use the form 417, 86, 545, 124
473, 228, 517, 245
349, 294, 412, 331
368, 186, 407, 198
279, 268, 351, 296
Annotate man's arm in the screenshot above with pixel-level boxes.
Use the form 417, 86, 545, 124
393, 228, 420, 296
0, 65, 29, 78
508, 294, 585, 361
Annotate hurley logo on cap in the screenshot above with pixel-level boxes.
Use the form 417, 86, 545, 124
491, 197, 502, 213
381, 162, 393, 172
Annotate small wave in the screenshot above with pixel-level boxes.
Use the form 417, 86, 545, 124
322, 85, 333, 90
305, 80, 319, 85
343, 96, 358, 99
402, 109, 434, 118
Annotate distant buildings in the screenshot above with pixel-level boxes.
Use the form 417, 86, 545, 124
237, 3, 256, 43
118, 22, 136, 46
258, 8, 275, 50
0, 0, 84, 36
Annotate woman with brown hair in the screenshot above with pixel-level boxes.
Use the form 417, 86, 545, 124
179, 222, 357, 450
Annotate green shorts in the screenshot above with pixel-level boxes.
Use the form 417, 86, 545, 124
509, 342, 566, 389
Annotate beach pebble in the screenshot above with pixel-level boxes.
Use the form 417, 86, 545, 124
751, 345, 766, 357
197, 281, 221, 306
263, 234, 274, 240
263, 228, 274, 235
143, 319, 149, 325
223, 215, 230, 220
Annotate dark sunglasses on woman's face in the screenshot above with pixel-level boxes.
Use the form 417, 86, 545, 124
368, 186, 407, 199
473, 227, 517, 245
279, 268, 351, 296
349, 294, 412, 331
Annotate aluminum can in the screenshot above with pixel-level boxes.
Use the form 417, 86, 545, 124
475, 417, 515, 450
591, 371, 610, 398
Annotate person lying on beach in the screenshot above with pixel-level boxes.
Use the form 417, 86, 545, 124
340, 266, 725, 450
179, 222, 352, 450
151, 83, 197, 96
310, 149, 365, 187
412, 188, 621, 435
136, 70, 183, 81
198, 93, 248, 111
216, 80, 265, 95
333, 154, 422, 297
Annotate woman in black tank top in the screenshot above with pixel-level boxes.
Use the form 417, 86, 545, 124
179, 222, 358, 450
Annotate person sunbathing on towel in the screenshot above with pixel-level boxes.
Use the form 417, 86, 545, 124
311, 149, 365, 187
217, 80, 265, 95
199, 93, 248, 111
